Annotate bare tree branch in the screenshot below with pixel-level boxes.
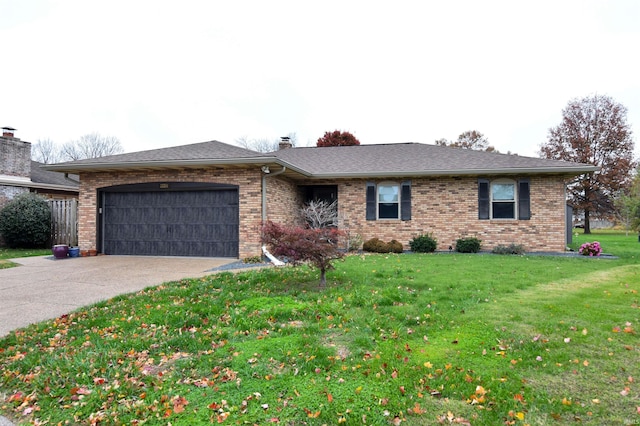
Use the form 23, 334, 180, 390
61, 133, 123, 161
435, 130, 497, 152
300, 200, 338, 229
31, 138, 62, 164
235, 132, 298, 153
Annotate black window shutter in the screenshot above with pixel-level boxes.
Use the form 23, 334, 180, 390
401, 180, 411, 221
518, 178, 531, 220
478, 178, 490, 220
366, 182, 376, 220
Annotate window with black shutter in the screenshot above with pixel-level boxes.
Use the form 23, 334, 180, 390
478, 178, 530, 220
518, 178, 530, 220
401, 180, 411, 221
478, 178, 490, 219
366, 182, 376, 220
365, 181, 411, 220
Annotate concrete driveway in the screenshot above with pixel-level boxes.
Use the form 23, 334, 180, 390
0, 255, 237, 337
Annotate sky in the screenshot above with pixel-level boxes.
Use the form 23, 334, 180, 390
2, 0, 640, 158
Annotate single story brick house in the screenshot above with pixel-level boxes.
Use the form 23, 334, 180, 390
45, 139, 596, 258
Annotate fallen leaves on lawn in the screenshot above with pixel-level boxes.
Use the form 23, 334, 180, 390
467, 385, 487, 406
437, 411, 472, 425
303, 407, 321, 418
172, 395, 188, 414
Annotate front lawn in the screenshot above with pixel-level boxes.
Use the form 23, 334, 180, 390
0, 248, 51, 269
1, 231, 638, 425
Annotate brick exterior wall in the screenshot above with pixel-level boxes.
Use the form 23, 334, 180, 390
265, 175, 303, 225
0, 136, 31, 178
0, 136, 32, 211
0, 185, 28, 210
77, 167, 264, 258
77, 169, 569, 259
267, 174, 568, 253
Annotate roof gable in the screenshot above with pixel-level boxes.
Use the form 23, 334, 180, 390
44, 140, 597, 177
44, 140, 274, 172
60, 140, 269, 164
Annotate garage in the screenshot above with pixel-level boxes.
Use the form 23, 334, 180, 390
98, 182, 239, 257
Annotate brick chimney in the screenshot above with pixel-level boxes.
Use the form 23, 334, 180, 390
279, 136, 292, 150
1, 127, 31, 178
2, 127, 16, 138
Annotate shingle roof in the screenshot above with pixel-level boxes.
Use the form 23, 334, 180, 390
0, 162, 79, 192
273, 143, 596, 177
44, 140, 597, 177
31, 161, 79, 187
53, 140, 271, 165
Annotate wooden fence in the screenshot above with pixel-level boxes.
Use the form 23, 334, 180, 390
49, 199, 78, 246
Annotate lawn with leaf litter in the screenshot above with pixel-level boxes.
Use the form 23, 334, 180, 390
0, 248, 51, 269
0, 231, 638, 425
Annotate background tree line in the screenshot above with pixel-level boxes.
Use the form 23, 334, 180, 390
32, 133, 124, 163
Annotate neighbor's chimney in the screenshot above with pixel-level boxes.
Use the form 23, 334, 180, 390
279, 136, 292, 150
0, 126, 30, 178
2, 126, 16, 138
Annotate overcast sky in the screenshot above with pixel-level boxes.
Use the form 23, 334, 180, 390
2, 0, 639, 158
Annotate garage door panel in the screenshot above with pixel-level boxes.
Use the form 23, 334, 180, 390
102, 189, 239, 257
211, 207, 239, 224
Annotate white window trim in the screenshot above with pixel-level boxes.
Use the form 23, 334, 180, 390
377, 181, 400, 220
490, 179, 518, 220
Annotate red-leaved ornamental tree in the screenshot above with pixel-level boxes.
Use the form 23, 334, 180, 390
261, 221, 345, 287
316, 130, 361, 147
539, 94, 636, 234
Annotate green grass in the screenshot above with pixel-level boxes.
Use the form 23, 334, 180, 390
1, 231, 639, 425
568, 227, 639, 259
0, 248, 51, 269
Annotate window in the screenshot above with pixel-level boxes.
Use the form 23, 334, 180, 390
478, 178, 530, 220
491, 180, 516, 219
366, 181, 411, 220
378, 183, 399, 219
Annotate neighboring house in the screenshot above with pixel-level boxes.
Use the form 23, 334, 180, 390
0, 128, 79, 210
44, 139, 597, 258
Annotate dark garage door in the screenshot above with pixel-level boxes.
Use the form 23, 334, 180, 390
101, 186, 239, 257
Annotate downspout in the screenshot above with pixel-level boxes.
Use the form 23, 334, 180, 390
261, 165, 287, 222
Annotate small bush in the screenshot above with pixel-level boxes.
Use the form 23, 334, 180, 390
261, 220, 345, 287
362, 238, 404, 253
579, 241, 602, 256
388, 239, 404, 253
0, 193, 52, 248
363, 238, 389, 253
346, 233, 363, 252
455, 237, 481, 253
243, 255, 264, 264
409, 233, 437, 253
492, 243, 526, 255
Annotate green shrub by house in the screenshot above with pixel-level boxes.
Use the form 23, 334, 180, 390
455, 237, 482, 253
409, 233, 437, 253
492, 243, 526, 255
0, 193, 52, 248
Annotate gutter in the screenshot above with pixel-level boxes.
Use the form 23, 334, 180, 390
41, 156, 280, 173
41, 155, 598, 179
0, 178, 79, 193
301, 165, 599, 179
261, 165, 287, 222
